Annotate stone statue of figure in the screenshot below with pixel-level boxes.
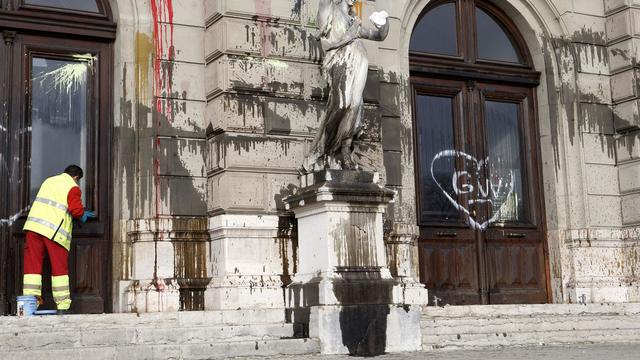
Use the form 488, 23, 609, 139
303, 0, 389, 172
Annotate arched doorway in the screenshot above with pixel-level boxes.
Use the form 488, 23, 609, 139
0, 0, 115, 314
410, 0, 549, 305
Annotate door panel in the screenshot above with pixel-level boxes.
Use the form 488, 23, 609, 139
478, 84, 547, 304
1, 32, 110, 314
413, 78, 484, 305
0, 31, 11, 315
419, 240, 479, 305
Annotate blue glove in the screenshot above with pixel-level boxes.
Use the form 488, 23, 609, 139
80, 210, 96, 223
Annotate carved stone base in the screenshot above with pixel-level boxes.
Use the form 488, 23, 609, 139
284, 170, 425, 355
205, 275, 284, 310
305, 304, 422, 355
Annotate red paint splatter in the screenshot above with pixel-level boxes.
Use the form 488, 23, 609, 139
151, 0, 174, 219
255, 0, 272, 57
151, 0, 174, 118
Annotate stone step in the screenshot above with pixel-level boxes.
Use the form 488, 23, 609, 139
421, 315, 640, 335
0, 338, 320, 360
422, 303, 640, 319
423, 328, 640, 351
0, 323, 295, 351
421, 303, 640, 351
0, 308, 286, 331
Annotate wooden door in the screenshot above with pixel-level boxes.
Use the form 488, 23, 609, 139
409, 0, 549, 306
414, 77, 548, 305
476, 83, 548, 304
0, 32, 111, 314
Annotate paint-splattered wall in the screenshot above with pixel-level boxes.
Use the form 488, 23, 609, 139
110, 0, 640, 312
114, 0, 210, 312
201, 0, 386, 310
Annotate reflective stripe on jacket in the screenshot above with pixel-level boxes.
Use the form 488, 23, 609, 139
23, 173, 78, 250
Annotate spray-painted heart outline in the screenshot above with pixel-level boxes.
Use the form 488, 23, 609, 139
430, 150, 515, 230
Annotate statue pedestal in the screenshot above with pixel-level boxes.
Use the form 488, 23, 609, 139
285, 170, 426, 355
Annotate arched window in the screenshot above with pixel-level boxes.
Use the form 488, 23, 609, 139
410, 0, 548, 306
24, 0, 101, 13
0, 1, 115, 38
0, 0, 115, 314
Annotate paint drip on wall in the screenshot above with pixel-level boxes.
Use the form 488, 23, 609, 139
151, 0, 175, 120
255, 0, 272, 57
150, 0, 174, 219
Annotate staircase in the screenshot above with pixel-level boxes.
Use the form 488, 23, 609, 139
0, 309, 319, 359
422, 303, 640, 351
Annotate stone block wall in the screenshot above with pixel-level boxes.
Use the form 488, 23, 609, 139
548, 0, 622, 302
108, 0, 640, 312
607, 0, 640, 301
202, 0, 387, 309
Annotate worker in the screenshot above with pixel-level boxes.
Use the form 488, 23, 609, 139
22, 165, 96, 314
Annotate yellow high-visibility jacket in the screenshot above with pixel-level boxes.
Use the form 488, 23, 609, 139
23, 173, 78, 250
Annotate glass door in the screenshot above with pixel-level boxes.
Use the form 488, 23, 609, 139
1, 33, 111, 314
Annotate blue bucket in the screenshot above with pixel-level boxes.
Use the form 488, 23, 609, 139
16, 295, 37, 316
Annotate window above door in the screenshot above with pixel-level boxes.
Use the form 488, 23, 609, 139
0, 0, 115, 40
23, 0, 101, 14
410, 0, 538, 86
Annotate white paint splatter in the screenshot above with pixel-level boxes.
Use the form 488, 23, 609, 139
0, 207, 30, 226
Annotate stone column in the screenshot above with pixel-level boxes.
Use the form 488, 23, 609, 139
120, 218, 211, 313
285, 170, 427, 355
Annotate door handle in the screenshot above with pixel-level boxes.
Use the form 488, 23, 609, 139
435, 231, 458, 238
506, 232, 526, 238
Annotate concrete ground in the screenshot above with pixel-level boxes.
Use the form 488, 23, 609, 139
246, 344, 640, 359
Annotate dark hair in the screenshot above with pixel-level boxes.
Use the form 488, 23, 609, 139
64, 165, 83, 179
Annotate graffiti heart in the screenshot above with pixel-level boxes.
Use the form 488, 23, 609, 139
430, 150, 514, 230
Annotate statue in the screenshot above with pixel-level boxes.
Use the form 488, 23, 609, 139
303, 0, 390, 172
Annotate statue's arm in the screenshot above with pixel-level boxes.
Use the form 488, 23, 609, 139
316, 0, 332, 38
358, 21, 390, 42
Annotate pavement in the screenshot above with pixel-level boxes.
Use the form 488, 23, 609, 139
237, 343, 640, 359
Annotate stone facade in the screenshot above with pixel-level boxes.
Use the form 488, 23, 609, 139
110, 0, 640, 313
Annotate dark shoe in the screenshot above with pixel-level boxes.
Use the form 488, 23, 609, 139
56, 309, 72, 315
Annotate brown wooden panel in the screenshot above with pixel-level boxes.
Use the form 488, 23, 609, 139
419, 239, 480, 305
484, 237, 547, 304
70, 239, 105, 313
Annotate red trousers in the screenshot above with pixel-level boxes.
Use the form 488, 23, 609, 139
23, 231, 69, 276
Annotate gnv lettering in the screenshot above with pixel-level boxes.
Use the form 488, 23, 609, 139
431, 150, 514, 230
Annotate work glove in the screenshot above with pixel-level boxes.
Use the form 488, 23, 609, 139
80, 210, 96, 223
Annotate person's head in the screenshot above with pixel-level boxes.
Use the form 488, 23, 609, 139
346, 0, 357, 7
64, 165, 83, 184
